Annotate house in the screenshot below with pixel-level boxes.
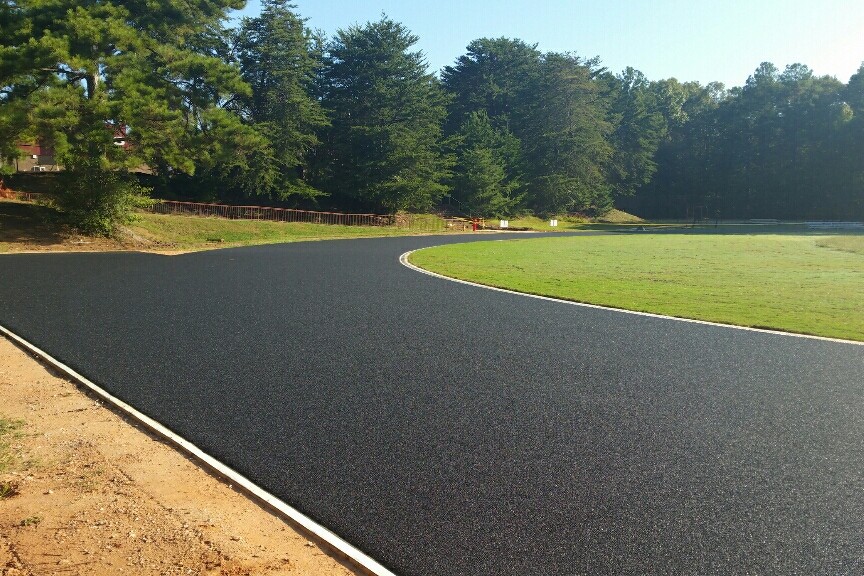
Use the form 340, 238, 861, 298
111, 124, 132, 151
8, 124, 136, 173
14, 142, 58, 172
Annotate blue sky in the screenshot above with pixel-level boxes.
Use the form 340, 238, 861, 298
231, 0, 864, 88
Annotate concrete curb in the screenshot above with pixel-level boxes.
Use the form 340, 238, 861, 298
399, 249, 864, 348
0, 324, 398, 576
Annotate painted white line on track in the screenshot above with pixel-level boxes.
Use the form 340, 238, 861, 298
399, 249, 864, 347
0, 324, 398, 576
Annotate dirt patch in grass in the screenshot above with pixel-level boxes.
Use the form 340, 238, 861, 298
0, 200, 137, 254
815, 235, 864, 256
0, 336, 361, 576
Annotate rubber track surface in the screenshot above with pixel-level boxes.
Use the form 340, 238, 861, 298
1, 234, 863, 575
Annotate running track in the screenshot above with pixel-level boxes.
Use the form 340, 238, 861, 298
1, 234, 863, 575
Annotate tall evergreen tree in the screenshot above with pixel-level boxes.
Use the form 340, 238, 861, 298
317, 17, 449, 212
441, 38, 541, 135
444, 41, 614, 215
235, 0, 328, 200
450, 111, 522, 217
0, 0, 259, 232
604, 67, 667, 200
520, 53, 613, 214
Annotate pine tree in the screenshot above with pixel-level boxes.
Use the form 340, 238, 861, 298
317, 17, 450, 212
450, 111, 522, 217
0, 0, 258, 232
235, 0, 329, 200
604, 68, 667, 200
520, 53, 614, 215
444, 41, 615, 215
442, 38, 541, 135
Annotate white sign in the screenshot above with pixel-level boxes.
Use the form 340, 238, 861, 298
550, 219, 558, 227
500, 220, 509, 228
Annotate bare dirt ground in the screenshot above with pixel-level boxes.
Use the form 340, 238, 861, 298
0, 199, 143, 254
0, 199, 187, 255
0, 337, 363, 576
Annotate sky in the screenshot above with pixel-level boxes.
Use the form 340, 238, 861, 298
231, 0, 864, 88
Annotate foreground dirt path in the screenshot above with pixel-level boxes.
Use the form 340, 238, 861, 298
0, 337, 362, 576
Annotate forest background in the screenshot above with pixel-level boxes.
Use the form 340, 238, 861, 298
1, 0, 862, 233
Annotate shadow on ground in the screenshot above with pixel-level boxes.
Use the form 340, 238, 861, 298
0, 200, 65, 246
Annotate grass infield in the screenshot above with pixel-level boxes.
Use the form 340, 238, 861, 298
409, 233, 864, 342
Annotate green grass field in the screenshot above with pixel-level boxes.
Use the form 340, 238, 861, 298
131, 213, 439, 249
1, 197, 654, 251
409, 233, 864, 341
490, 208, 646, 231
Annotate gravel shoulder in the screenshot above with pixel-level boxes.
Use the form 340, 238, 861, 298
0, 336, 361, 576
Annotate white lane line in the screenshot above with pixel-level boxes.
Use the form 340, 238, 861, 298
0, 324, 398, 576
399, 249, 864, 347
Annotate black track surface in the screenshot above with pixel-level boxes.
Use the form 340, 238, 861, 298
1, 234, 863, 576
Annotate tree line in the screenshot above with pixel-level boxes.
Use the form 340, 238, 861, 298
1, 0, 862, 233
628, 63, 864, 220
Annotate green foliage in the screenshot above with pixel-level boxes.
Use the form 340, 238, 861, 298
235, 0, 329, 200
317, 16, 451, 212
0, 0, 253, 232
450, 111, 522, 217
442, 38, 542, 135
520, 53, 614, 215
0, 96, 28, 174
604, 67, 667, 199
633, 62, 863, 220
3, 2, 862, 224
443, 40, 614, 215
53, 163, 153, 236
19, 516, 42, 527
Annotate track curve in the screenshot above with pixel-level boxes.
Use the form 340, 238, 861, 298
1, 233, 863, 576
